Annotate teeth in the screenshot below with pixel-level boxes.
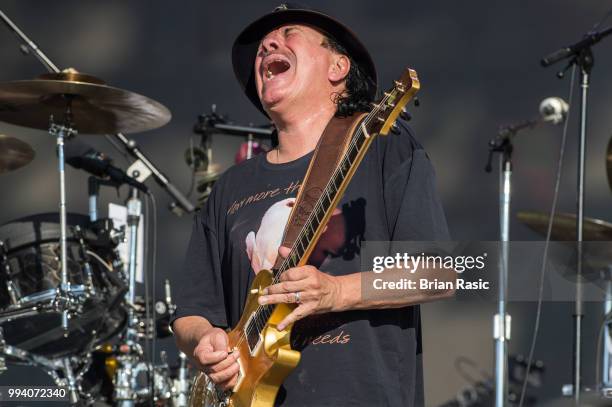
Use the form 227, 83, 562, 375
266, 69, 273, 79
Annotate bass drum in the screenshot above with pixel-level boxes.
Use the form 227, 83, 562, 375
0, 213, 127, 358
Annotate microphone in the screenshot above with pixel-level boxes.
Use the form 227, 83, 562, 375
485, 96, 569, 172
539, 97, 569, 125
65, 139, 149, 193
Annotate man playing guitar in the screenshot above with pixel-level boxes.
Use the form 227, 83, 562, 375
172, 3, 451, 406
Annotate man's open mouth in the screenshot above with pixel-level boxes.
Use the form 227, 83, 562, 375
263, 58, 291, 80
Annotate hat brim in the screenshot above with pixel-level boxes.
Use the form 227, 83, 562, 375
232, 8, 377, 117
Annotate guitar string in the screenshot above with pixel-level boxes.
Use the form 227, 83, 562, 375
235, 89, 401, 349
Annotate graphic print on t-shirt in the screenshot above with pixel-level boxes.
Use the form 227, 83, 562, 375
243, 196, 347, 274
245, 197, 295, 274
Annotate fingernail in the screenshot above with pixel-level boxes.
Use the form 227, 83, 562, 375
262, 288, 269, 295
258, 296, 267, 305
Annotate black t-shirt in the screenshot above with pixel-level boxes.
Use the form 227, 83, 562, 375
172, 120, 450, 406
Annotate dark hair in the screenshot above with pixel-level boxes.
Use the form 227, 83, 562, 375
321, 36, 375, 117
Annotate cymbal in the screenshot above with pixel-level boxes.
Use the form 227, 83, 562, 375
607, 136, 612, 191
0, 72, 171, 134
519, 211, 612, 276
517, 211, 612, 241
0, 134, 35, 174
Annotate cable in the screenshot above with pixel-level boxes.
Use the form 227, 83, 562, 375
518, 65, 577, 407
103, 134, 131, 164
592, 4, 612, 30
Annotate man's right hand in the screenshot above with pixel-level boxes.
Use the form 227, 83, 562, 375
193, 327, 240, 391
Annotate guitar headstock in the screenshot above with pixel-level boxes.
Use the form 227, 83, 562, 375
370, 68, 420, 136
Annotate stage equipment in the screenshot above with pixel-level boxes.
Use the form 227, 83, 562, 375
190, 107, 274, 207
0, 134, 35, 174
0, 70, 170, 336
517, 212, 612, 242
0, 213, 127, 403
485, 97, 568, 172
65, 139, 149, 193
0, 9, 190, 404
518, 210, 612, 400
438, 355, 544, 407
485, 97, 568, 407
541, 22, 612, 405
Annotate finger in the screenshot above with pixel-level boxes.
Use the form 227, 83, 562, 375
211, 330, 229, 352
218, 372, 239, 391
205, 351, 240, 375
278, 246, 291, 259
265, 280, 304, 295
279, 266, 310, 282
277, 304, 313, 331
194, 346, 228, 366
259, 292, 301, 305
209, 359, 240, 384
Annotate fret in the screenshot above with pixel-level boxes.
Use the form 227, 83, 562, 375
333, 172, 343, 190
306, 222, 315, 239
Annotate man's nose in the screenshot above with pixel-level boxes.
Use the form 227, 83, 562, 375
261, 32, 282, 54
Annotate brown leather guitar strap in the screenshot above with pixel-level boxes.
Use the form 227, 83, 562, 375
272, 113, 365, 269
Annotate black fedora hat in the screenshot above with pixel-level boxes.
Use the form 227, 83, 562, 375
232, 3, 377, 117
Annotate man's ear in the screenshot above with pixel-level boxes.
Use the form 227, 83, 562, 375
329, 54, 350, 83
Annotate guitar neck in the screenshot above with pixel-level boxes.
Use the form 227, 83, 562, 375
273, 111, 381, 280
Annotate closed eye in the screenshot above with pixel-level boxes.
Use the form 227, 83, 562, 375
283, 26, 298, 36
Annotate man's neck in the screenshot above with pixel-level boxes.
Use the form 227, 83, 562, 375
268, 104, 336, 164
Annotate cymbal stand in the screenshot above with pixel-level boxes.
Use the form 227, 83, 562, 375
114, 187, 146, 407
48, 102, 78, 331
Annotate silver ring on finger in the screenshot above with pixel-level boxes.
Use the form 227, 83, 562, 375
294, 291, 301, 304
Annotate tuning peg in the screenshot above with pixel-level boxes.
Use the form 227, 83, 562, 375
414, 97, 420, 107
400, 107, 411, 121
390, 122, 401, 135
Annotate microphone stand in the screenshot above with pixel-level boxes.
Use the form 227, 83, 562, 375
541, 25, 612, 405
486, 133, 514, 407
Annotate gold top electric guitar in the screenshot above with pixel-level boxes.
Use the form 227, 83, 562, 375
189, 67, 421, 407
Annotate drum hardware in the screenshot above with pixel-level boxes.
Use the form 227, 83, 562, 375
0, 69, 171, 332
0, 327, 6, 374
0, 10, 186, 405
190, 106, 274, 207
4, 343, 94, 404
172, 352, 192, 407
0, 134, 35, 174
0, 240, 20, 306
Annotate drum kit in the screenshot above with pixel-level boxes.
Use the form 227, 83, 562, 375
0, 70, 196, 405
